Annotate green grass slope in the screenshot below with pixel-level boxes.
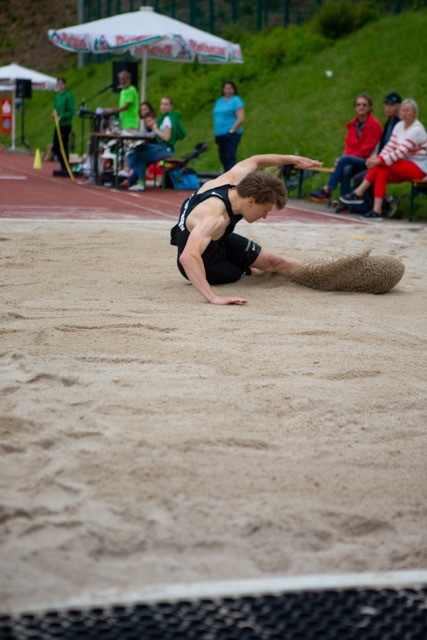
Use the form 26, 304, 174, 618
2, 9, 426, 217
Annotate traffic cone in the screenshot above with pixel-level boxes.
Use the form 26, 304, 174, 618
33, 148, 42, 170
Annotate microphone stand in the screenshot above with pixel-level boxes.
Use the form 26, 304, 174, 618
79, 98, 86, 157
89, 83, 115, 99
77, 84, 114, 160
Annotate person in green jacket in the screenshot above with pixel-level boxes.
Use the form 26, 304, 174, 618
51, 77, 75, 172
145, 96, 186, 153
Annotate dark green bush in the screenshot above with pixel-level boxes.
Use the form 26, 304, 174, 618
314, 0, 380, 39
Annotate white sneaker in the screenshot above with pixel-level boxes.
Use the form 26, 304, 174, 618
118, 169, 132, 178
128, 184, 145, 192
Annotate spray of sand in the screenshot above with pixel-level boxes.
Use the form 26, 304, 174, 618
289, 250, 405, 294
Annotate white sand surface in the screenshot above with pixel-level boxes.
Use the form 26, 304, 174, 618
1, 219, 426, 612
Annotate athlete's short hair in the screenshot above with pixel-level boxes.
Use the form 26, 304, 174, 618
237, 171, 288, 210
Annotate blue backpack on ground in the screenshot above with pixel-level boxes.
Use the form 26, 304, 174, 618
169, 167, 200, 190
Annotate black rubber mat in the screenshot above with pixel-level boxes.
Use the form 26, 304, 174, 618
1, 585, 426, 639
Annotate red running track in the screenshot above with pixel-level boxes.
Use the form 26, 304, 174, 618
0, 152, 367, 225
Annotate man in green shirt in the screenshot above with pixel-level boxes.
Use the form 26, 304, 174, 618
103, 70, 139, 130
51, 77, 75, 172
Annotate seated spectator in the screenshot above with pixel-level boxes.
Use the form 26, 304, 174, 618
346, 92, 402, 215
125, 96, 185, 192
340, 98, 427, 220
309, 93, 382, 206
137, 101, 157, 137
119, 101, 156, 180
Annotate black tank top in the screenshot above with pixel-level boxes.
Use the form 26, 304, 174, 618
170, 184, 242, 247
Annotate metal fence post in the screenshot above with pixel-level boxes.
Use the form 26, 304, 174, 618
257, 0, 262, 30
189, 0, 196, 25
209, 0, 215, 33
264, 0, 269, 26
232, 0, 239, 22
284, 0, 290, 27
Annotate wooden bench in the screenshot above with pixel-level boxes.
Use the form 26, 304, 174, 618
159, 158, 186, 190
159, 142, 209, 190
294, 168, 427, 221
293, 166, 334, 199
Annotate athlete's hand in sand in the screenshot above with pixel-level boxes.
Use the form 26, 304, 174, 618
210, 296, 248, 305
292, 157, 323, 170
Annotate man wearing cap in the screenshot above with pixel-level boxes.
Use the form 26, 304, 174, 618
345, 92, 401, 215
379, 92, 402, 150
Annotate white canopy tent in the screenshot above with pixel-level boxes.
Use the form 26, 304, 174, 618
48, 5, 243, 101
0, 63, 56, 150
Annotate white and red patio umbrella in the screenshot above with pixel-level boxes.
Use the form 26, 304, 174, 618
0, 63, 56, 150
48, 5, 243, 101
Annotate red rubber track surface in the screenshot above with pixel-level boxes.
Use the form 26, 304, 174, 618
0, 153, 365, 225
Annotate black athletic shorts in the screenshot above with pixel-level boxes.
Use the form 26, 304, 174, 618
177, 232, 262, 285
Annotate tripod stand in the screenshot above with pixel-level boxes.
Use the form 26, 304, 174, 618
17, 97, 31, 150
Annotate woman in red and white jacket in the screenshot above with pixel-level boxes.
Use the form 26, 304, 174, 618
340, 98, 427, 219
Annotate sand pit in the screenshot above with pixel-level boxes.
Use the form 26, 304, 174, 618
1, 219, 426, 612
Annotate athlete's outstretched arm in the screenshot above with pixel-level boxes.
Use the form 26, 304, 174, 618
179, 218, 248, 305
224, 154, 322, 182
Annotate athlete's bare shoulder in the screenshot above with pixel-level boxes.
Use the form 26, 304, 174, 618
198, 158, 256, 194
198, 174, 230, 194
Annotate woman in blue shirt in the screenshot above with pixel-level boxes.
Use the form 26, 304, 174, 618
213, 81, 245, 172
